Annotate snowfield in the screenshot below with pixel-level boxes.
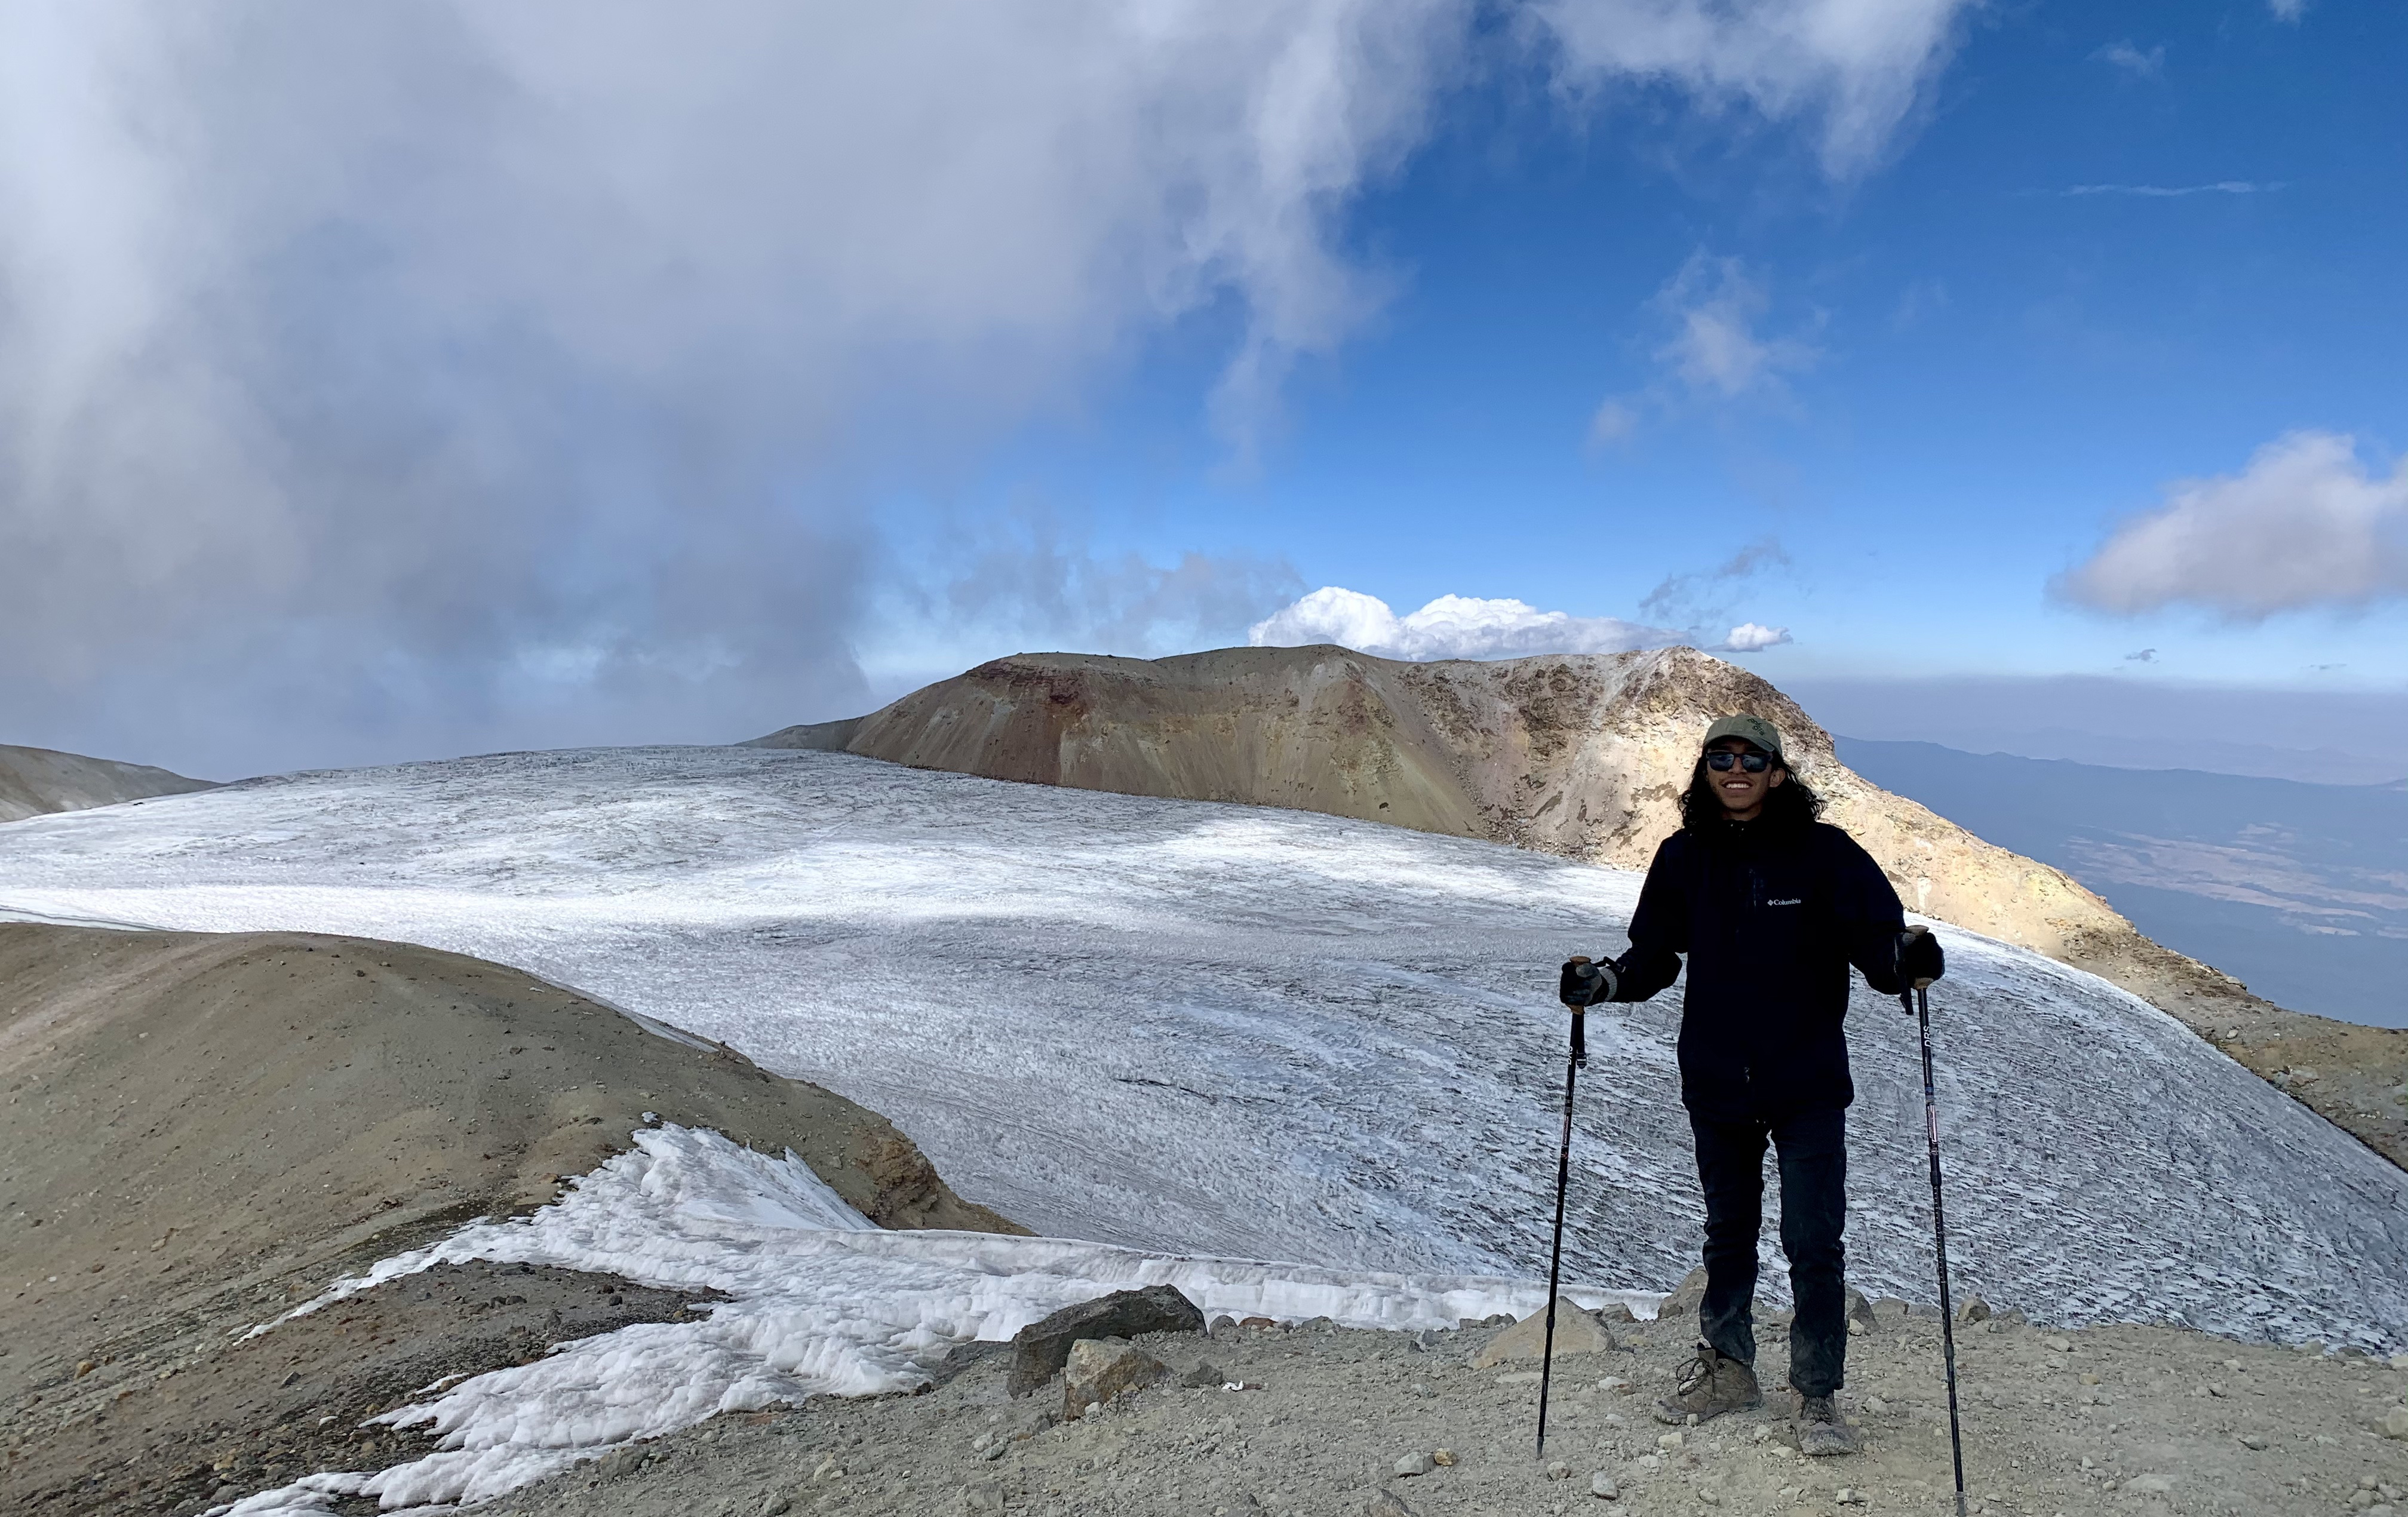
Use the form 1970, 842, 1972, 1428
2, 746, 2403, 1356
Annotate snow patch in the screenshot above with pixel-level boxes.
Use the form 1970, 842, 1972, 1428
217, 1122, 1649, 1514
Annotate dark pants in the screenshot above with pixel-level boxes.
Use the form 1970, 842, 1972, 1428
1689, 1107, 1849, 1397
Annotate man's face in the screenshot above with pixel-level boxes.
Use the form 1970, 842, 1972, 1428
1706, 736, 1786, 821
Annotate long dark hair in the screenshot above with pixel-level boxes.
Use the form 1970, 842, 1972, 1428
1679, 754, 1822, 832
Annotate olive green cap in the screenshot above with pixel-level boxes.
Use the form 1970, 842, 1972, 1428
1702, 714, 1786, 762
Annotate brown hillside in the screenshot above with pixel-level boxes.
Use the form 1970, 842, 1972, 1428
0, 922, 1021, 1514
757, 644, 2404, 1169
0, 743, 215, 824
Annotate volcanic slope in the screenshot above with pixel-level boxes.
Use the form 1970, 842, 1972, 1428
753, 644, 2406, 1168
0, 921, 1015, 1516
0, 742, 214, 824
1, 747, 2400, 1359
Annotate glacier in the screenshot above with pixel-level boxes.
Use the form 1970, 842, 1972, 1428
1, 745, 2402, 1354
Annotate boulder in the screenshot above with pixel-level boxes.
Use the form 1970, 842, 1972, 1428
1006, 1285, 1204, 1398
1845, 1288, 1878, 1333
1660, 1266, 1710, 1321
1472, 1298, 1619, 1369
1061, 1338, 1167, 1419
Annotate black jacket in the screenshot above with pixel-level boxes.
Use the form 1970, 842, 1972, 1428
1607, 816, 1911, 1120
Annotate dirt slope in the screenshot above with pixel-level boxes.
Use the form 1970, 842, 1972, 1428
470, 1298, 2408, 1517
0, 744, 215, 824
0, 922, 1020, 1515
765, 644, 2406, 1169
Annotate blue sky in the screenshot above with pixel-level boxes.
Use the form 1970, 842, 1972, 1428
2, 1, 2401, 775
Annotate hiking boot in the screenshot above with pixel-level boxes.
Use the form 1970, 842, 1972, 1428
1651, 1344, 1763, 1425
1795, 1392, 1861, 1455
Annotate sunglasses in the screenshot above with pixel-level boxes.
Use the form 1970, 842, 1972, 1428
1704, 750, 1773, 773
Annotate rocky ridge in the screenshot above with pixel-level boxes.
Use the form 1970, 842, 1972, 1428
752, 644, 2406, 1169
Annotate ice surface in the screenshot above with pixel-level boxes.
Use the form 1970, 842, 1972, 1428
2, 746, 2403, 1355
215, 1122, 1646, 1514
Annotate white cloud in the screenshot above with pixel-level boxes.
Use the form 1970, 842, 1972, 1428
2268, 0, 2306, 21
1530, 0, 1974, 173
1250, 588, 1678, 660
1719, 622, 1792, 652
2065, 181, 2277, 198
1652, 254, 1817, 399
2091, 40, 2164, 77
1247, 587, 1792, 660
2056, 431, 2408, 619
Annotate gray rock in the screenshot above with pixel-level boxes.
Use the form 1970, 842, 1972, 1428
1956, 1297, 1991, 1324
1181, 1359, 1228, 1388
1844, 1288, 1878, 1332
1394, 1451, 1435, 1477
961, 1479, 1007, 1512
1590, 1471, 1621, 1498
1061, 1337, 1168, 1419
1472, 1298, 1618, 1369
761, 1496, 792, 1516
1363, 1491, 1419, 1517
1659, 1265, 1710, 1320
1006, 1285, 1203, 1398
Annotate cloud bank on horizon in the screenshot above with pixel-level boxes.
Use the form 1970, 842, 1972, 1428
1247, 586, 1790, 661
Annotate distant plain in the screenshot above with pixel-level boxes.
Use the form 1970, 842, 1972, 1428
1839, 739, 2408, 1030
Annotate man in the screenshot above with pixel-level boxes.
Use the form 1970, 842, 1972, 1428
1559, 714, 1944, 1457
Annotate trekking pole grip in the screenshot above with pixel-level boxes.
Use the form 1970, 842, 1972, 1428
1563, 956, 1590, 1067
1903, 923, 1936, 991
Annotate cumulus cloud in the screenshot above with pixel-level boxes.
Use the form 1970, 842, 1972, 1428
1720, 622, 1793, 652
2091, 40, 2164, 77
1247, 586, 1787, 660
2056, 431, 2408, 619
0, 0, 1960, 773
1529, 0, 1974, 173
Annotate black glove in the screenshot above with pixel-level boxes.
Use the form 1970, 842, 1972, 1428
1559, 957, 1618, 1007
1897, 928, 1945, 988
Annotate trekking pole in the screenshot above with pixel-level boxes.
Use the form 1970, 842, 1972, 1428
1902, 926, 1969, 1517
1535, 957, 1591, 1459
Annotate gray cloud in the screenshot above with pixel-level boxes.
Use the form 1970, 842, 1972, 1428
1640, 537, 1792, 625
0, 1, 1973, 776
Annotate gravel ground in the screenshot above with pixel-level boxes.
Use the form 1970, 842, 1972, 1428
473, 1302, 2408, 1517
